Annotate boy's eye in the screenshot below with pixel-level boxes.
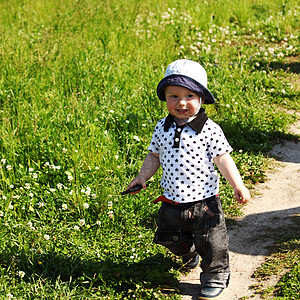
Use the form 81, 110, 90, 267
186, 94, 194, 99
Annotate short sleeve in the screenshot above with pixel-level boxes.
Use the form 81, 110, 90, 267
207, 121, 233, 158
148, 119, 165, 154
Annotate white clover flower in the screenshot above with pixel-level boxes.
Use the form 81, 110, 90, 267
9, 184, 14, 189
24, 183, 31, 189
27, 221, 33, 227
18, 270, 25, 278
94, 118, 99, 122
79, 219, 85, 226
108, 211, 114, 219
125, 120, 129, 124
92, 193, 97, 199
7, 293, 13, 299
62, 204, 67, 210
62, 148, 67, 153
8, 204, 14, 210
0, 211, 4, 217
44, 162, 49, 166
37, 202, 44, 208
95, 166, 99, 170
6, 165, 12, 171
96, 220, 101, 225
57, 183, 63, 189
85, 187, 91, 196
32, 173, 38, 179
69, 190, 74, 195
109, 110, 114, 113
108, 201, 113, 207
29, 193, 34, 197
83, 203, 89, 209
142, 123, 146, 127
1, 158, 6, 164
68, 175, 74, 181
29, 168, 34, 172
133, 135, 140, 141
114, 155, 119, 159
2, 196, 7, 200
50, 188, 56, 193
44, 234, 50, 240
74, 225, 80, 231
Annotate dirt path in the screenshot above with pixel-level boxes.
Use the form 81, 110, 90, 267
179, 116, 300, 300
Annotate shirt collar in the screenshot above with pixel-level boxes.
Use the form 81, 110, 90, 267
163, 108, 208, 133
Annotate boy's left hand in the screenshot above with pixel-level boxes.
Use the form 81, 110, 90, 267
233, 185, 251, 204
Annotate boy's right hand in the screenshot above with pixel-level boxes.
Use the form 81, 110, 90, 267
126, 176, 147, 194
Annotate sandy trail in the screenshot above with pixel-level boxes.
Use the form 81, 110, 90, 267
179, 116, 300, 300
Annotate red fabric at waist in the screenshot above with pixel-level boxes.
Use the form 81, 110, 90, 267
152, 194, 219, 205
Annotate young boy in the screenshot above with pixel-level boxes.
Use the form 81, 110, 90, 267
126, 59, 251, 299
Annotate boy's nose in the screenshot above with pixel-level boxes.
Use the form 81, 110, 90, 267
178, 97, 187, 104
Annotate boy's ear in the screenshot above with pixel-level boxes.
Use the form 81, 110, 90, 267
201, 98, 205, 104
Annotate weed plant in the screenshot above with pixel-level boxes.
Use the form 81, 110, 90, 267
0, 0, 299, 298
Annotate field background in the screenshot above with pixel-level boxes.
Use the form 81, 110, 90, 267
0, 0, 299, 299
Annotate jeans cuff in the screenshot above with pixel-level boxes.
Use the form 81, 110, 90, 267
200, 272, 230, 288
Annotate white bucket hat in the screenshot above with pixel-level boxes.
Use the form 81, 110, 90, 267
157, 59, 215, 104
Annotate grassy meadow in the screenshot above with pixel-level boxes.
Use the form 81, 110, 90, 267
0, 0, 299, 298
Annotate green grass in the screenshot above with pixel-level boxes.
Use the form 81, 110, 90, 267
252, 223, 300, 299
0, 0, 299, 298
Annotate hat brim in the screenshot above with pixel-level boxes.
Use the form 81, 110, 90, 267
156, 75, 215, 104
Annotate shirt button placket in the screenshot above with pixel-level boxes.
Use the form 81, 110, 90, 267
173, 125, 185, 148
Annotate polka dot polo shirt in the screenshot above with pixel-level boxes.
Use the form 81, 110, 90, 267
148, 110, 233, 203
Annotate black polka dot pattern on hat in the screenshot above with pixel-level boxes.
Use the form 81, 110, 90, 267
148, 117, 232, 203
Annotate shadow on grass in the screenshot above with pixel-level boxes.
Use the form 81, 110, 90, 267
0, 250, 180, 297
270, 60, 300, 74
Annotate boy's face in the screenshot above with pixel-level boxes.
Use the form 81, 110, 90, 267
165, 86, 203, 119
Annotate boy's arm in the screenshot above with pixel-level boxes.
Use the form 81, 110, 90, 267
126, 152, 160, 193
213, 152, 251, 203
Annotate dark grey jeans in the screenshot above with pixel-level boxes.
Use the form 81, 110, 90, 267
154, 195, 230, 288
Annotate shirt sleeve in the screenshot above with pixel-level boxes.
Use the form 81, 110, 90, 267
207, 121, 233, 158
148, 119, 164, 154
